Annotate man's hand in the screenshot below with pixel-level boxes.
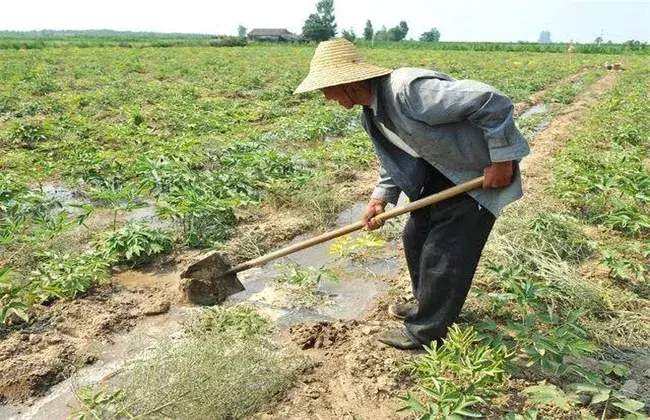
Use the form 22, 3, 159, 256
483, 161, 514, 189
362, 198, 387, 231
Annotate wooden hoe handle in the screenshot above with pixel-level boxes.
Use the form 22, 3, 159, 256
226, 176, 484, 274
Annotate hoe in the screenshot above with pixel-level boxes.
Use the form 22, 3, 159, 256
180, 176, 484, 305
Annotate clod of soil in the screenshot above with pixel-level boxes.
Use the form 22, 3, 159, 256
290, 320, 359, 350
180, 252, 245, 305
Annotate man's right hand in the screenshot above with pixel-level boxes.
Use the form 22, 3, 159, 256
362, 198, 387, 231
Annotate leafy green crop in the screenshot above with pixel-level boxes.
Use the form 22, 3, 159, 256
95, 223, 172, 266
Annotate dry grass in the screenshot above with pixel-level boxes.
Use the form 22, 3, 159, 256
72, 305, 307, 419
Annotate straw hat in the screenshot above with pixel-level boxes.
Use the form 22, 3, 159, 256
294, 38, 393, 94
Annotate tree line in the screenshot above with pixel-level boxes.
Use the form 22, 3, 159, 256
301, 0, 441, 42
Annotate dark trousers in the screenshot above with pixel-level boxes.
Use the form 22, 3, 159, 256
402, 163, 495, 346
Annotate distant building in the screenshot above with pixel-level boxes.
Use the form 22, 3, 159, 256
248, 28, 300, 42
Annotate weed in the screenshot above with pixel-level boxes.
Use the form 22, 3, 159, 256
527, 212, 596, 263
94, 223, 172, 266
274, 263, 338, 287
271, 263, 339, 308
72, 305, 304, 419
188, 304, 272, 338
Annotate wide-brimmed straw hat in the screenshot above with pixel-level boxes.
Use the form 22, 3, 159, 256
294, 38, 393, 94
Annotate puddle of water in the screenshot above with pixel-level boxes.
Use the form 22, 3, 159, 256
114, 267, 179, 288
36, 183, 86, 215
520, 103, 548, 118
122, 205, 171, 229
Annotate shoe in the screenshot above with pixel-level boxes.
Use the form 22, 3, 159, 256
388, 302, 416, 320
376, 328, 422, 350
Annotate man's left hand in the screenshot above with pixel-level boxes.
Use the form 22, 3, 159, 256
483, 161, 514, 189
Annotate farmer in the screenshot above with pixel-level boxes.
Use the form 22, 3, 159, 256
294, 39, 530, 350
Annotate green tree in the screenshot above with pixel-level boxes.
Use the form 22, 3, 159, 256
386, 21, 409, 41
398, 21, 409, 39
342, 28, 356, 42
374, 25, 388, 42
363, 19, 373, 41
420, 28, 441, 42
538, 30, 551, 43
302, 0, 337, 41
237, 25, 247, 38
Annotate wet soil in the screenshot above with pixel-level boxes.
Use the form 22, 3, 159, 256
0, 281, 173, 404
0, 167, 380, 416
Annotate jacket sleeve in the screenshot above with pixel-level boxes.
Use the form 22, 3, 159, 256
370, 164, 401, 205
398, 78, 530, 162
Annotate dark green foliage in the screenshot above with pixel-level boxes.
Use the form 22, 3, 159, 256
341, 28, 356, 42
420, 28, 441, 42
302, 0, 337, 41
208, 36, 248, 47
538, 30, 551, 44
383, 21, 409, 42
363, 20, 373, 41
237, 25, 247, 38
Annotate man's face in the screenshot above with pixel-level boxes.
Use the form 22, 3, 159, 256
321, 85, 355, 109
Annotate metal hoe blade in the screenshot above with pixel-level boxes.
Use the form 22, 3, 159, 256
180, 252, 244, 305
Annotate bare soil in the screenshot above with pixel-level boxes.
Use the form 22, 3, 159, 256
0, 281, 172, 402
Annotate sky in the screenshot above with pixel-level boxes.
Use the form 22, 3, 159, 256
1, 0, 648, 43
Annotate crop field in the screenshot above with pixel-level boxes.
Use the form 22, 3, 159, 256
0, 43, 649, 419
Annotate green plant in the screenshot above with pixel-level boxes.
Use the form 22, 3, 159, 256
71, 388, 125, 420
271, 263, 339, 308
1, 252, 110, 324
524, 382, 646, 419
329, 232, 387, 259
601, 243, 650, 284
400, 325, 512, 418
94, 223, 172, 266
190, 305, 272, 338
274, 263, 338, 287
8, 121, 47, 147
600, 361, 629, 378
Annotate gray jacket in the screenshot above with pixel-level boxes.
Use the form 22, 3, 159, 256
362, 67, 530, 216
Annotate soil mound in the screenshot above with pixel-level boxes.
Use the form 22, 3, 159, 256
290, 320, 359, 350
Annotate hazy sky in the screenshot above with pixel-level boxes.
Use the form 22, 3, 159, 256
1, 0, 648, 43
